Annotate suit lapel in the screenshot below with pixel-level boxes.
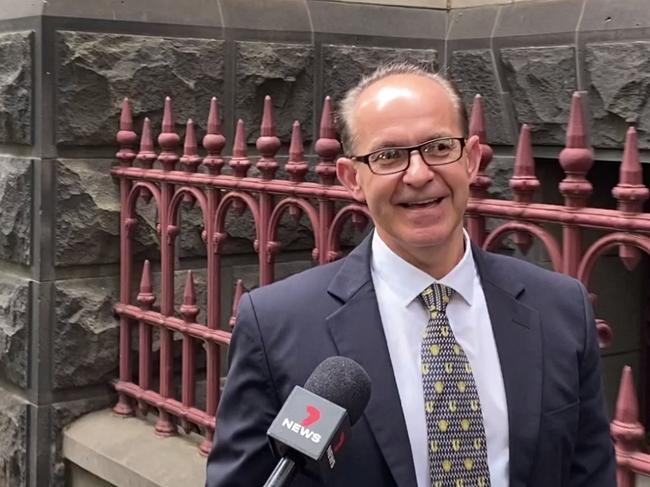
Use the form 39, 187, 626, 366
326, 236, 418, 487
472, 246, 542, 487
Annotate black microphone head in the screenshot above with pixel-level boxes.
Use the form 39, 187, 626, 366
303, 356, 371, 426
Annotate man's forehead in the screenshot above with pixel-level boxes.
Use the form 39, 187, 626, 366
355, 73, 450, 111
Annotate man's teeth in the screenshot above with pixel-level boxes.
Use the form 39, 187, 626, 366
404, 197, 442, 207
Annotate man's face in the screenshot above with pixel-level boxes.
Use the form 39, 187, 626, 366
337, 74, 480, 263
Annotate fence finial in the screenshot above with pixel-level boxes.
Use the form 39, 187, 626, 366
286, 120, 308, 183
315, 96, 340, 186
611, 366, 645, 454
612, 126, 649, 271
230, 119, 251, 177
203, 97, 226, 175
559, 92, 593, 208
137, 260, 156, 310
158, 97, 180, 171
117, 98, 137, 166
180, 271, 199, 323
468, 94, 493, 198
256, 95, 280, 180
181, 119, 201, 173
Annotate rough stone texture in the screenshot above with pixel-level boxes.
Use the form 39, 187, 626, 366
51, 396, 115, 487
586, 41, 650, 149
322, 45, 438, 124
500, 46, 577, 146
53, 276, 120, 389
0, 157, 32, 265
235, 42, 314, 144
485, 155, 515, 200
0, 388, 27, 487
449, 49, 512, 145
57, 32, 225, 146
0, 31, 32, 145
56, 160, 121, 266
0, 274, 29, 389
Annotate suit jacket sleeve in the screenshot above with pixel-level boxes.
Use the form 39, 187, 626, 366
570, 281, 616, 486
205, 292, 280, 487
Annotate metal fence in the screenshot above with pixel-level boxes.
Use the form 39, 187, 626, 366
111, 91, 650, 485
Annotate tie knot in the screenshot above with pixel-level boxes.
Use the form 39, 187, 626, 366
420, 283, 454, 312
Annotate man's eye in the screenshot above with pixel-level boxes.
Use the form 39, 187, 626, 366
373, 149, 403, 162
423, 139, 454, 155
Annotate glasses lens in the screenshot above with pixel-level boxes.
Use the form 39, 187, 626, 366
421, 138, 461, 165
368, 148, 409, 174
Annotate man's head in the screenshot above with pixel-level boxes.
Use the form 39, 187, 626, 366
335, 63, 480, 276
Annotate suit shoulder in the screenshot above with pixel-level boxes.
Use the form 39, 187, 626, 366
247, 258, 344, 309
481, 251, 582, 293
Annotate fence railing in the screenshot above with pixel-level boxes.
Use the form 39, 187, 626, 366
111, 90, 650, 484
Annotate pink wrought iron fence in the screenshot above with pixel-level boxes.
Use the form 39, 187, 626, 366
112, 91, 650, 485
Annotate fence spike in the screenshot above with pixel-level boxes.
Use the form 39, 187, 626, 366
620, 127, 644, 186
558, 92, 593, 208
611, 366, 645, 452
256, 95, 280, 180
566, 92, 588, 149
286, 120, 308, 183
180, 270, 199, 323
116, 98, 137, 166
181, 119, 201, 173
260, 95, 276, 137
228, 119, 251, 177
203, 97, 226, 175
315, 96, 340, 185
207, 96, 221, 135
469, 94, 486, 144
136, 260, 156, 310
157, 97, 180, 171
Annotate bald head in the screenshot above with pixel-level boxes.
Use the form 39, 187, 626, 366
338, 63, 468, 155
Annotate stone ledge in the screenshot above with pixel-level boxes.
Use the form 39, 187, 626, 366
62, 409, 206, 487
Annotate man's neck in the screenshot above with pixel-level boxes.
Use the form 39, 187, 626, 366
376, 228, 466, 280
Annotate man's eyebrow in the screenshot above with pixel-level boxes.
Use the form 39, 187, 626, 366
365, 133, 450, 153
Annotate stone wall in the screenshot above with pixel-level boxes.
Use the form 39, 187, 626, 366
0, 0, 648, 485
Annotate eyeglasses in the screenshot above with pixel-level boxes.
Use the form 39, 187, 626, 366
350, 137, 466, 175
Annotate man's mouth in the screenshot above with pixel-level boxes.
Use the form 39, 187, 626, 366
400, 196, 445, 208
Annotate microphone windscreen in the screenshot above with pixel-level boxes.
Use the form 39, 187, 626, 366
303, 356, 371, 426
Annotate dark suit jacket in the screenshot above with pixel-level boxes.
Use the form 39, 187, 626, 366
206, 236, 616, 487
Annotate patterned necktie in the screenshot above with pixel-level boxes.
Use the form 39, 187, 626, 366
420, 284, 491, 487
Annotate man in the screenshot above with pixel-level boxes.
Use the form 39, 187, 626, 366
206, 64, 615, 487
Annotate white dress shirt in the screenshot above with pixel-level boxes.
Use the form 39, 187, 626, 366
370, 230, 510, 487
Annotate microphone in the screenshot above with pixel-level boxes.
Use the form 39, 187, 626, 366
264, 356, 372, 487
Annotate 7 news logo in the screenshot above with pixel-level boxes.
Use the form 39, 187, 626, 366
281, 405, 323, 443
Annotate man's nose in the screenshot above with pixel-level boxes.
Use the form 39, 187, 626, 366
402, 149, 434, 186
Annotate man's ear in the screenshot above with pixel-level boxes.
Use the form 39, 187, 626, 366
464, 135, 482, 182
336, 157, 366, 203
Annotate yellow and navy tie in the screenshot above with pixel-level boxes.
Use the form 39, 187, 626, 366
420, 283, 491, 487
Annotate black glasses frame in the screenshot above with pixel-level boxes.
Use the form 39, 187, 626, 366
350, 136, 466, 175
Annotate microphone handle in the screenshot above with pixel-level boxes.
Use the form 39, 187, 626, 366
263, 457, 298, 487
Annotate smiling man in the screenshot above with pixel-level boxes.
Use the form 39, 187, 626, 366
206, 64, 615, 487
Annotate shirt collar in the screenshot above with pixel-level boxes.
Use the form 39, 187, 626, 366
370, 229, 476, 307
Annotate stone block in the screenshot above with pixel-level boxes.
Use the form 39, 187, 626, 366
450, 49, 512, 145
322, 45, 438, 113
56, 160, 121, 266
0, 388, 27, 487
53, 277, 120, 389
57, 32, 225, 146
486, 155, 515, 200
500, 46, 577, 146
0, 273, 29, 389
0, 31, 32, 144
235, 42, 314, 144
51, 396, 115, 487
0, 157, 32, 265
586, 41, 650, 149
